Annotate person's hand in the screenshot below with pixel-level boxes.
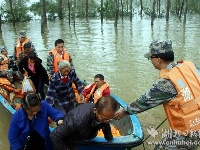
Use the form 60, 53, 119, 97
24, 71, 28, 76
57, 120, 63, 125
114, 106, 126, 120
78, 94, 86, 103
48, 74, 51, 80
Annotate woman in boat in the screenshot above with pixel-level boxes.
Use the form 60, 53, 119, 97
50, 95, 117, 150
18, 51, 49, 100
8, 92, 64, 150
46, 60, 83, 115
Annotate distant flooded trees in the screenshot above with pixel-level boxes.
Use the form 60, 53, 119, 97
0, 0, 196, 32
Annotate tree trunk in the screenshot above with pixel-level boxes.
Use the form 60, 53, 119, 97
130, 0, 132, 22
73, 0, 76, 27
179, 0, 184, 18
151, 0, 156, 25
101, 0, 103, 23
86, 0, 88, 20
140, 0, 143, 18
58, 0, 63, 19
166, 0, 170, 21
121, 0, 124, 21
183, 0, 188, 24
0, 7, 2, 33
158, 0, 160, 16
114, 0, 118, 27
40, 0, 47, 33
9, 0, 16, 28
68, 0, 71, 25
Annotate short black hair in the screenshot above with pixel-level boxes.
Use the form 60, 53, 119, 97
55, 39, 64, 47
94, 74, 104, 80
22, 92, 40, 110
24, 42, 31, 49
28, 51, 37, 60
95, 96, 118, 114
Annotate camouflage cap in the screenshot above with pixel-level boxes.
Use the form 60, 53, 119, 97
144, 40, 173, 59
1, 47, 7, 52
19, 31, 26, 38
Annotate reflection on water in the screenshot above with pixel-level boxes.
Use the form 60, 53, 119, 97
1, 15, 200, 149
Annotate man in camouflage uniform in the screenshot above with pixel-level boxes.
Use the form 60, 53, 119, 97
0, 47, 13, 82
115, 40, 200, 150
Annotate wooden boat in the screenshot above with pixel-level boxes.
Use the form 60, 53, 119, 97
0, 77, 144, 150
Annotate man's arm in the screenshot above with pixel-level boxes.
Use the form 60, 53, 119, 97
124, 78, 177, 114
47, 53, 55, 76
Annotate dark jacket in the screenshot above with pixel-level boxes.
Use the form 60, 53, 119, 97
18, 56, 49, 84
8, 100, 64, 150
50, 103, 113, 150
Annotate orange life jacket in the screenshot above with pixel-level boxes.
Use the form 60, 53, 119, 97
15, 38, 30, 58
84, 82, 110, 103
49, 48, 70, 73
0, 54, 9, 71
160, 61, 200, 134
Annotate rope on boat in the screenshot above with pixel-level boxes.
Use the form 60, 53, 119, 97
141, 118, 167, 150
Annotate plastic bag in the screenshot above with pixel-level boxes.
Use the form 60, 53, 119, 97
22, 76, 36, 94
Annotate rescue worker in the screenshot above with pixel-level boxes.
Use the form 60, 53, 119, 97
16, 42, 32, 65
13, 31, 36, 60
80, 74, 110, 103
0, 47, 13, 82
47, 39, 74, 79
115, 40, 200, 149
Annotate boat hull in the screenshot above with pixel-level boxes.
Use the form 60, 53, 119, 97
0, 82, 143, 150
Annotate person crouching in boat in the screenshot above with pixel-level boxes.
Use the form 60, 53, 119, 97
18, 51, 49, 100
79, 74, 110, 103
45, 60, 83, 115
50, 95, 117, 150
0, 47, 13, 83
8, 92, 64, 150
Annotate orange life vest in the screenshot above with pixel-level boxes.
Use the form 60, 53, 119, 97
85, 82, 110, 103
0, 54, 9, 71
49, 48, 70, 73
15, 38, 30, 58
160, 61, 200, 134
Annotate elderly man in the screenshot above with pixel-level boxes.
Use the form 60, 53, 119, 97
0, 47, 13, 82
115, 40, 200, 150
47, 39, 74, 79
46, 60, 83, 115
50, 96, 117, 150
13, 31, 35, 60
81, 74, 110, 103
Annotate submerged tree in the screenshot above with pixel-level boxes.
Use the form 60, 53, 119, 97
40, 0, 47, 33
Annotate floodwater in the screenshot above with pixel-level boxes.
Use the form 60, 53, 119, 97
1, 15, 200, 149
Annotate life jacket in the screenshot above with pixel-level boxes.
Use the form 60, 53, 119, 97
84, 82, 110, 103
160, 61, 200, 134
0, 54, 9, 71
15, 38, 30, 58
48, 48, 70, 73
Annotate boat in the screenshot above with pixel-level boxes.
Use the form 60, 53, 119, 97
0, 77, 144, 150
